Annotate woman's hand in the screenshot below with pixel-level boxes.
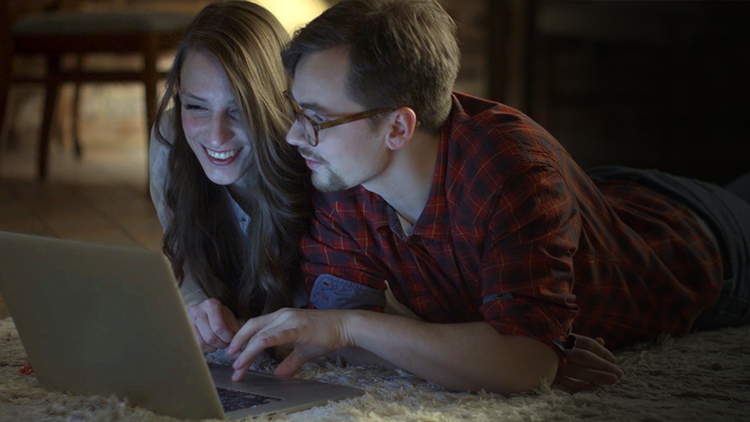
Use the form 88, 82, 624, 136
556, 334, 623, 392
188, 298, 241, 353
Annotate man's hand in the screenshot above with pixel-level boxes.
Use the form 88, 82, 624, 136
226, 308, 352, 381
556, 334, 623, 391
188, 298, 241, 354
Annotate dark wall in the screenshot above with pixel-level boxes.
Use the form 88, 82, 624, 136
459, 1, 750, 186
527, 1, 750, 185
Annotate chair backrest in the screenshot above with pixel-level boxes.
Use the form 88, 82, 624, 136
6, 1, 87, 42
8, 1, 78, 22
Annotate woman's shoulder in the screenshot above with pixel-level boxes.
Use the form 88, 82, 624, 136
150, 108, 177, 147
149, 108, 178, 205
149, 109, 178, 165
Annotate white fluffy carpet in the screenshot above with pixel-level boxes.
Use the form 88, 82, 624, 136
1, 317, 748, 422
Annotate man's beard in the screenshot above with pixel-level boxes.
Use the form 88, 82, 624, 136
297, 146, 349, 193
311, 166, 348, 193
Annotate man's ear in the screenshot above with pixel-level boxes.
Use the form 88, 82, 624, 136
385, 107, 418, 151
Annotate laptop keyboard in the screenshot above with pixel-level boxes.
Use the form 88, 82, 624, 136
216, 387, 280, 413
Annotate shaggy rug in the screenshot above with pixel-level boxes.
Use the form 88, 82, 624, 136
0, 317, 748, 422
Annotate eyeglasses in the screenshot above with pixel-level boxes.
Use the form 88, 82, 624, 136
284, 91, 392, 147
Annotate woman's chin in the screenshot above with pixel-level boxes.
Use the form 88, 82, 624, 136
199, 160, 248, 186
204, 170, 242, 186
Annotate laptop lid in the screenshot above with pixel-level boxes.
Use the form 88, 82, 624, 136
0, 231, 362, 420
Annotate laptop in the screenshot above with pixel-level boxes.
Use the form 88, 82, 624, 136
0, 231, 363, 420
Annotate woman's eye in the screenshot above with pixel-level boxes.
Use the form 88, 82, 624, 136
184, 104, 203, 111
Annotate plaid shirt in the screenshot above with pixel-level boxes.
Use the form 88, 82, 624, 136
301, 92, 722, 357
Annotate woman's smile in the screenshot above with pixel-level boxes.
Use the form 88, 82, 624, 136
204, 146, 242, 165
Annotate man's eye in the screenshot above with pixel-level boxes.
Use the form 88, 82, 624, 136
308, 113, 327, 124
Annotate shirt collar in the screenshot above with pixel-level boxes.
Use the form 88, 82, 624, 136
370, 108, 455, 243
408, 126, 451, 242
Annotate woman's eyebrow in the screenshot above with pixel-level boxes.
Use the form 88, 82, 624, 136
179, 92, 238, 108
180, 92, 207, 102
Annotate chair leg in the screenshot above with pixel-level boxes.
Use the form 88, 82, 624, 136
143, 33, 158, 140
72, 81, 83, 158
72, 55, 83, 158
2, 90, 22, 152
142, 33, 159, 194
0, 0, 9, 173
38, 55, 61, 181
0, 53, 10, 173
0, 80, 7, 173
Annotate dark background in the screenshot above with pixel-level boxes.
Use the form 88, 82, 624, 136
478, 1, 750, 186
3, 1, 749, 186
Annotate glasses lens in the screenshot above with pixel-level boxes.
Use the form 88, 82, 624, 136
287, 93, 317, 146
295, 114, 316, 146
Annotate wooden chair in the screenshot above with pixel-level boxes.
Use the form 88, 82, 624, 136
0, 0, 195, 181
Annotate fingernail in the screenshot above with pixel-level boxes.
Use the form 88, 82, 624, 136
232, 370, 242, 381
227, 345, 236, 354
25, 368, 34, 375
18, 367, 25, 374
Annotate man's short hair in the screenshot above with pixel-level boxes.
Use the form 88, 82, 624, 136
282, 0, 460, 135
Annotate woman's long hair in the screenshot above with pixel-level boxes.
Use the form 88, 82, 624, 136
153, 1, 310, 320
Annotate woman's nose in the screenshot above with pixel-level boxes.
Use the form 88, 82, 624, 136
207, 114, 234, 146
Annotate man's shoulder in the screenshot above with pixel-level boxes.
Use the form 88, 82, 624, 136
445, 93, 563, 187
448, 92, 557, 157
438, 93, 579, 229
450, 92, 532, 128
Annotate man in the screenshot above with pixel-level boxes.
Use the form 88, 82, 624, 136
227, 0, 750, 394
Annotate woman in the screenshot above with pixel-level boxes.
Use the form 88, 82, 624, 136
17, 1, 308, 376
149, 0, 309, 354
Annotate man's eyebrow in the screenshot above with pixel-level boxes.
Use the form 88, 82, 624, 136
293, 94, 329, 115
299, 102, 328, 114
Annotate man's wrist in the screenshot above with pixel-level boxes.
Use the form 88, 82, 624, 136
340, 309, 369, 349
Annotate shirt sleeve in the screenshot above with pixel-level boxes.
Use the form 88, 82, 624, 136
180, 266, 209, 310
478, 164, 579, 360
148, 112, 208, 309
300, 193, 387, 312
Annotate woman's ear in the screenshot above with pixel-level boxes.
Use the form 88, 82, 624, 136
385, 107, 418, 151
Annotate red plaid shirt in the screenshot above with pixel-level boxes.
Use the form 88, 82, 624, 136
301, 92, 722, 357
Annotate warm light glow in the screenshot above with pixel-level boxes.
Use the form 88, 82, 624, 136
253, 0, 329, 35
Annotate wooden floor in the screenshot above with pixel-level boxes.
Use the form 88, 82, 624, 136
0, 112, 162, 320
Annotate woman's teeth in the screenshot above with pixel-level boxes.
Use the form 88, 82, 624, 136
206, 148, 240, 160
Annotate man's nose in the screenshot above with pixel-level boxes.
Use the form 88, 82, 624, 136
286, 118, 308, 147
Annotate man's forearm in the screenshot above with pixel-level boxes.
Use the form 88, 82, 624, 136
344, 310, 559, 394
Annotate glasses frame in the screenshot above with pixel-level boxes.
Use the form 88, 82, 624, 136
285, 91, 392, 147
